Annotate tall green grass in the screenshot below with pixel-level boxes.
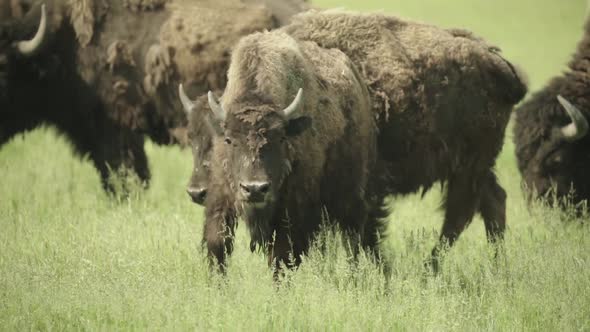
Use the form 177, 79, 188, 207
1, 0, 589, 330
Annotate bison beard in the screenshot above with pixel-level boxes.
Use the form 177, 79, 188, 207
514, 16, 590, 211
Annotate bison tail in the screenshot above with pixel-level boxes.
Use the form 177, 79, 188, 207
505, 62, 529, 104
488, 52, 529, 105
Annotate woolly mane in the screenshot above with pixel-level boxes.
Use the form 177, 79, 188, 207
158, 0, 274, 92
223, 31, 307, 109
68, 0, 97, 47
283, 9, 526, 121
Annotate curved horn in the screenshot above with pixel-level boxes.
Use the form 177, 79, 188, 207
557, 95, 589, 141
207, 91, 225, 121
281, 88, 303, 119
17, 4, 47, 56
178, 84, 195, 114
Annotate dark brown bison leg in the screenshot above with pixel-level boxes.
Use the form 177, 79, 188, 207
92, 125, 150, 194
267, 228, 302, 279
478, 171, 506, 242
362, 195, 389, 262
202, 194, 236, 273
430, 173, 480, 271
203, 217, 235, 274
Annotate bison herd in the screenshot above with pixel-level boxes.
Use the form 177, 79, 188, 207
1, 0, 588, 274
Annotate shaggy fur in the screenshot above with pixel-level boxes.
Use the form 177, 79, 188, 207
514, 18, 590, 209
0, 0, 302, 193
200, 30, 378, 272
281, 10, 528, 267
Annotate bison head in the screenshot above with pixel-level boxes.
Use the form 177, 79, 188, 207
209, 88, 309, 209
0, 3, 46, 101
181, 85, 310, 214
522, 95, 589, 205
179, 86, 217, 205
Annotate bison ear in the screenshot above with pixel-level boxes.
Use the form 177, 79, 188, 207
285, 116, 312, 137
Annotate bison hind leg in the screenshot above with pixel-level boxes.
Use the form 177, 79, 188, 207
429, 172, 481, 272
477, 171, 507, 267
428, 170, 507, 272
478, 171, 506, 242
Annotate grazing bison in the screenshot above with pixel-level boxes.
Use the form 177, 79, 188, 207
280, 10, 527, 269
180, 30, 381, 273
514, 18, 590, 210
0, 0, 305, 194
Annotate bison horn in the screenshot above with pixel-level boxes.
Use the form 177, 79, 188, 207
557, 95, 589, 141
207, 91, 226, 121
16, 4, 47, 56
178, 84, 195, 114
281, 88, 303, 119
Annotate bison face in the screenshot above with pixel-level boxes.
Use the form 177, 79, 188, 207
220, 90, 310, 211
522, 95, 589, 205
0, 4, 47, 101
186, 88, 310, 213
179, 86, 310, 213
524, 143, 576, 201
186, 126, 213, 205
178, 89, 216, 205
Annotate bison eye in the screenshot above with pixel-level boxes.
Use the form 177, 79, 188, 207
224, 137, 232, 145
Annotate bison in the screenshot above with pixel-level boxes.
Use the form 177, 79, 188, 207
514, 18, 590, 210
180, 30, 383, 273
181, 10, 527, 273
0, 0, 305, 194
281, 10, 527, 269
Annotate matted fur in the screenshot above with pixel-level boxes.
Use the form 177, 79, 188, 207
514, 18, 590, 208
156, 0, 274, 94
68, 0, 95, 47
283, 10, 526, 120
124, 0, 169, 12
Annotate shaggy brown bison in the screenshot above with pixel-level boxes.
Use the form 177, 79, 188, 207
180, 30, 381, 273
181, 10, 526, 273
182, 10, 526, 273
0, 0, 305, 194
514, 18, 590, 210
282, 10, 527, 269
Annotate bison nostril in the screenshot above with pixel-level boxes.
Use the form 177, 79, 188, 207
240, 182, 270, 198
258, 183, 270, 194
240, 183, 250, 193
187, 187, 207, 203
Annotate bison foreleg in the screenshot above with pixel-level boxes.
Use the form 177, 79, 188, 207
267, 228, 302, 280
203, 208, 236, 274
92, 125, 150, 195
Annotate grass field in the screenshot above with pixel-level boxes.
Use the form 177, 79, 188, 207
1, 1, 589, 330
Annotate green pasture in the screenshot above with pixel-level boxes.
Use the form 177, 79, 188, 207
0, 0, 589, 330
